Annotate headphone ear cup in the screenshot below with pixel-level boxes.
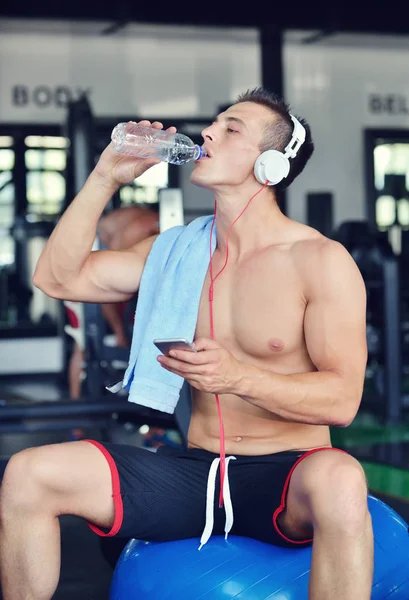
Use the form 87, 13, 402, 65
254, 150, 290, 186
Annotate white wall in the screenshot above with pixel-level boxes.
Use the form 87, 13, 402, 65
0, 20, 260, 123
284, 34, 409, 227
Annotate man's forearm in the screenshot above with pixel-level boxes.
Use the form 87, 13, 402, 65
33, 172, 118, 292
235, 363, 358, 427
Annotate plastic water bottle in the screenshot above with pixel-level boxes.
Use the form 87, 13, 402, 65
111, 122, 207, 165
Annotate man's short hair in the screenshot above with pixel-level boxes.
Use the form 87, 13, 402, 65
234, 87, 314, 191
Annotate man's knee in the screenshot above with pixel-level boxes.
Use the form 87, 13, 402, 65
291, 452, 369, 534
309, 454, 368, 531
1, 442, 115, 527
1, 448, 49, 515
1, 442, 103, 511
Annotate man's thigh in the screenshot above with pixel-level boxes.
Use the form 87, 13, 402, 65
1, 440, 114, 531
85, 441, 212, 542
229, 450, 314, 548
279, 448, 363, 539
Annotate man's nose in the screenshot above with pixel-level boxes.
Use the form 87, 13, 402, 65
201, 125, 214, 142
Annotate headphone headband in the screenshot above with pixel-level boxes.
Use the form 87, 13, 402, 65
283, 115, 306, 160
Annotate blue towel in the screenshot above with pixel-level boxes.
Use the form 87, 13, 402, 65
119, 214, 217, 414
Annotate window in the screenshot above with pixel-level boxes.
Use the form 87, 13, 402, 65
0, 138, 15, 267
118, 161, 169, 206
25, 136, 69, 217
373, 142, 409, 231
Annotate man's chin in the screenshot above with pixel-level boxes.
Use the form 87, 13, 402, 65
190, 172, 214, 190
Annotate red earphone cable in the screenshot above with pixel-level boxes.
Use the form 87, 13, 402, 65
208, 182, 269, 507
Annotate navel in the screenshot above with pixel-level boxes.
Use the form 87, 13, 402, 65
268, 338, 284, 352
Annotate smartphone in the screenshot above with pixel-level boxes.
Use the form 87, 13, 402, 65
153, 338, 197, 355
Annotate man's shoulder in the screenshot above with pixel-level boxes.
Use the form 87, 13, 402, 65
291, 226, 351, 264
290, 226, 362, 289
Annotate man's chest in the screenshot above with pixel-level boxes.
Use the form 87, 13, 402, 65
194, 254, 307, 360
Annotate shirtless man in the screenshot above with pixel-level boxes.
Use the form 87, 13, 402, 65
0, 88, 371, 600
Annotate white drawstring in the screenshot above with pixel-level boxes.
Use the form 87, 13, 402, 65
223, 457, 235, 540
198, 456, 236, 550
198, 458, 219, 551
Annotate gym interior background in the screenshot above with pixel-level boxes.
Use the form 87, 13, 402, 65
0, 8, 409, 599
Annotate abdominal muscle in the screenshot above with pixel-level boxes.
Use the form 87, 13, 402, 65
187, 389, 332, 456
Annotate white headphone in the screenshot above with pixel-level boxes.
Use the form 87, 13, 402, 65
254, 115, 306, 186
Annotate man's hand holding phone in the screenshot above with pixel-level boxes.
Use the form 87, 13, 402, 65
153, 338, 197, 356
155, 337, 242, 395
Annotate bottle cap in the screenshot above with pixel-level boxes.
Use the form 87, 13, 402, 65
196, 145, 208, 160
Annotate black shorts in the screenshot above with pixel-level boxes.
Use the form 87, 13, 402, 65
85, 440, 345, 548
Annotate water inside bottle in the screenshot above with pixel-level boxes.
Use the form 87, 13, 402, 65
165, 144, 207, 165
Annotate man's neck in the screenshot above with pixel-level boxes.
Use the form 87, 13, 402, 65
212, 185, 291, 258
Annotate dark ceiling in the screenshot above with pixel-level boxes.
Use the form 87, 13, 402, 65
1, 2, 409, 36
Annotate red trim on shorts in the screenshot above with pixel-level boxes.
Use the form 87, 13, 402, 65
272, 447, 349, 545
83, 440, 124, 537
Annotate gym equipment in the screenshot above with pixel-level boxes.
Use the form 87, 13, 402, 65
400, 230, 409, 407
0, 397, 175, 434
307, 191, 333, 238
110, 495, 409, 600
158, 188, 184, 231
333, 220, 401, 424
253, 114, 306, 186
10, 217, 57, 326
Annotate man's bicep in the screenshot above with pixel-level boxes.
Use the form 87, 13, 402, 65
304, 243, 367, 383
67, 234, 158, 303
81, 250, 144, 300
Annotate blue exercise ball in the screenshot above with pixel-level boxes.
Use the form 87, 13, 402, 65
110, 495, 409, 599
